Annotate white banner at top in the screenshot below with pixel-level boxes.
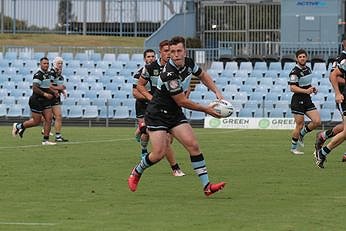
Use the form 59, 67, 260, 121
204, 116, 296, 130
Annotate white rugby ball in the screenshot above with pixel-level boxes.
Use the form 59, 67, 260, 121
209, 99, 234, 118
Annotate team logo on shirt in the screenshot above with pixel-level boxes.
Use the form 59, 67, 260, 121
168, 79, 179, 89
290, 75, 297, 81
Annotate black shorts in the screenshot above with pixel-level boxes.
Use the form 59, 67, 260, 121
29, 96, 52, 114
339, 91, 346, 116
144, 109, 189, 132
135, 100, 148, 118
290, 93, 316, 115
51, 96, 62, 106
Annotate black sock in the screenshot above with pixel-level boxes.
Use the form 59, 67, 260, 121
171, 163, 180, 171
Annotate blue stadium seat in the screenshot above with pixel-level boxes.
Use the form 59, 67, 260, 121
229, 77, 244, 86
76, 98, 91, 107
268, 109, 284, 118
4, 51, 17, 61
24, 60, 38, 69
6, 104, 22, 117
239, 61, 253, 71
83, 105, 99, 119
18, 51, 33, 60
90, 53, 102, 62
67, 60, 81, 69
253, 62, 267, 71
274, 100, 290, 110
16, 96, 29, 106
0, 59, 10, 68
98, 90, 112, 99
131, 53, 143, 63
75, 52, 89, 61
243, 100, 259, 110
268, 62, 282, 71
61, 52, 74, 61
125, 61, 140, 70
283, 62, 295, 70
331, 109, 342, 122
249, 70, 265, 78
259, 78, 274, 87
254, 108, 268, 117
33, 52, 45, 60
222, 84, 238, 93
117, 53, 130, 63
221, 69, 235, 78
210, 61, 224, 70
82, 60, 95, 68
103, 53, 116, 62
113, 106, 130, 119
96, 61, 111, 69
67, 106, 83, 118
249, 92, 265, 101
224, 61, 238, 70
239, 84, 254, 93
238, 108, 253, 117
234, 69, 249, 78
47, 52, 59, 61
11, 59, 25, 68
320, 109, 332, 122
98, 106, 113, 118
0, 104, 7, 117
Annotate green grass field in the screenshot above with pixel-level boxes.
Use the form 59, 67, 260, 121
0, 126, 345, 231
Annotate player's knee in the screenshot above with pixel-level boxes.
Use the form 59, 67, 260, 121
314, 119, 321, 127
139, 123, 147, 134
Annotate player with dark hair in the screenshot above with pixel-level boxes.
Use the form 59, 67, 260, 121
128, 36, 225, 196
288, 49, 321, 155
133, 49, 156, 157
12, 57, 57, 145
49, 56, 68, 142
134, 41, 186, 177
315, 37, 346, 162
315, 39, 346, 168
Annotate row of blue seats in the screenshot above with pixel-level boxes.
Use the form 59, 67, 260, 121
0, 51, 144, 63
210, 61, 332, 72
0, 60, 141, 71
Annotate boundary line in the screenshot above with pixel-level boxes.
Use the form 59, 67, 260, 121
0, 221, 57, 226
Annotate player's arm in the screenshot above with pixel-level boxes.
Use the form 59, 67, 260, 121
172, 91, 221, 118
289, 84, 316, 94
136, 76, 153, 101
329, 67, 344, 103
132, 85, 146, 100
32, 83, 53, 99
184, 86, 191, 98
197, 70, 223, 99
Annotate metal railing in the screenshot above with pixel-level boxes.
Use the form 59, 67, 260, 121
0, 0, 186, 36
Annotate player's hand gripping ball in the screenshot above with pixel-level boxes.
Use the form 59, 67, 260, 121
209, 99, 234, 118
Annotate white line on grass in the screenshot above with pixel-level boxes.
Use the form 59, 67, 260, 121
0, 221, 57, 226
1, 129, 244, 150
0, 138, 133, 150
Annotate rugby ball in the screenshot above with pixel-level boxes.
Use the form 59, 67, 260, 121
209, 99, 234, 118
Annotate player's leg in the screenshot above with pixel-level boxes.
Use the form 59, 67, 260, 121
305, 109, 321, 131
137, 119, 149, 158
316, 116, 346, 168
315, 123, 343, 153
165, 136, 185, 176
52, 105, 68, 142
291, 113, 305, 154
171, 123, 225, 196
12, 96, 44, 138
128, 130, 168, 192
41, 107, 56, 145
316, 99, 346, 167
